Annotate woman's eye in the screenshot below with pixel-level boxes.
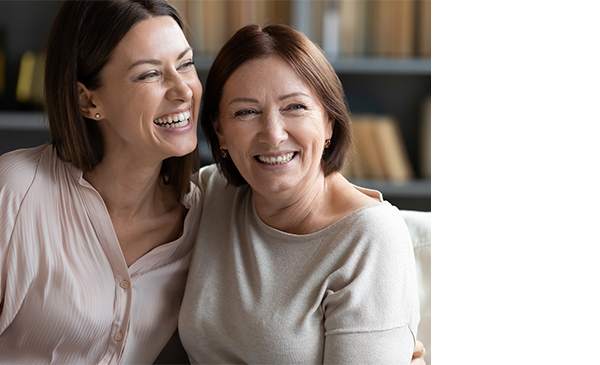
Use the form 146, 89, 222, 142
288, 104, 306, 111
179, 61, 195, 70
234, 110, 256, 117
139, 71, 160, 80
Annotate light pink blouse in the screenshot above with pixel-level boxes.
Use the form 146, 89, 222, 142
0, 145, 201, 364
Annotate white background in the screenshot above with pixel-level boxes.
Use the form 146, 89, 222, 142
434, 1, 600, 363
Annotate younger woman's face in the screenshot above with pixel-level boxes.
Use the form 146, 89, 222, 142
90, 15, 202, 163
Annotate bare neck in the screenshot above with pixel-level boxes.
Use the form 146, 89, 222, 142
252, 172, 378, 235
83, 156, 176, 219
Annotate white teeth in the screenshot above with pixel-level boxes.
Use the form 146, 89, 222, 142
153, 111, 191, 128
258, 152, 295, 165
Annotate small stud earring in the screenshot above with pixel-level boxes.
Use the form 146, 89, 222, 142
220, 148, 228, 158
95, 113, 100, 119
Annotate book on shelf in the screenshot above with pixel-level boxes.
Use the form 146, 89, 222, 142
183, 0, 292, 56
345, 115, 414, 182
176, 0, 429, 59
321, 0, 340, 59
310, 0, 325, 48
227, 1, 257, 38
186, 0, 204, 53
339, 0, 368, 57
417, 0, 431, 57
371, 0, 416, 58
258, 0, 291, 26
371, 115, 415, 182
198, 0, 228, 55
352, 116, 386, 179
15, 50, 45, 105
319, 0, 421, 58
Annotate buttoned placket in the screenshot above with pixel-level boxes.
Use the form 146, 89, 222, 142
98, 271, 133, 365
79, 177, 135, 365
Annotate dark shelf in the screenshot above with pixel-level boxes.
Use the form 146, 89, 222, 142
194, 56, 431, 75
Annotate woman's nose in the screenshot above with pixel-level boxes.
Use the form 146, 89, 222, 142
258, 111, 288, 147
166, 73, 193, 102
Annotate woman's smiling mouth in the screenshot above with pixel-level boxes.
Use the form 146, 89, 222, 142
153, 110, 191, 128
256, 152, 296, 165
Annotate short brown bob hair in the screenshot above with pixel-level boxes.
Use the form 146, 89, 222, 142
45, 0, 200, 201
201, 24, 353, 186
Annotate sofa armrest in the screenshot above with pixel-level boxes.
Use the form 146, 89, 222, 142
400, 210, 431, 365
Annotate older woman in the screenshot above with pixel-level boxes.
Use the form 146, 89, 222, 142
0, 1, 202, 363
179, 24, 420, 364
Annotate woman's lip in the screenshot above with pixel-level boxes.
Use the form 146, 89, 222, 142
155, 119, 194, 134
254, 150, 297, 158
153, 109, 191, 125
157, 106, 192, 118
155, 118, 190, 129
153, 114, 194, 133
255, 152, 296, 165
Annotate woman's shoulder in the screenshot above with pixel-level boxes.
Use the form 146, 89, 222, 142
0, 144, 50, 192
344, 201, 408, 236
0, 145, 52, 244
326, 203, 415, 285
197, 164, 247, 199
197, 164, 227, 189
329, 174, 406, 233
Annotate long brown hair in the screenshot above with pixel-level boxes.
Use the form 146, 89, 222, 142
44, 0, 199, 200
200, 24, 353, 186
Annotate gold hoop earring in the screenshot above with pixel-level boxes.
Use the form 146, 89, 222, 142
220, 148, 228, 158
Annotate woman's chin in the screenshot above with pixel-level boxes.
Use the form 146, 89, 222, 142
166, 140, 198, 159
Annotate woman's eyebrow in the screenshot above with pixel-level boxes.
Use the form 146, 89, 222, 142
177, 47, 193, 60
228, 97, 259, 105
278, 92, 310, 101
228, 92, 310, 105
127, 47, 193, 70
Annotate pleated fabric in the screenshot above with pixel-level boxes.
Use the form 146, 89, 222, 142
0, 145, 201, 364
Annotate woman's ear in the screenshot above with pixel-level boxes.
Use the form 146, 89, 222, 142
77, 82, 100, 119
326, 116, 334, 141
213, 118, 227, 149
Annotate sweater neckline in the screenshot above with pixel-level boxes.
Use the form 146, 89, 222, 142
248, 188, 389, 240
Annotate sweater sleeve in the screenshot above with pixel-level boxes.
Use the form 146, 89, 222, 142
324, 326, 415, 364
0, 146, 45, 315
321, 204, 420, 364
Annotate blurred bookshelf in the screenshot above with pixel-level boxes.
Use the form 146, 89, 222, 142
0, 111, 213, 166
0, 0, 431, 212
0, 111, 48, 130
183, 0, 431, 211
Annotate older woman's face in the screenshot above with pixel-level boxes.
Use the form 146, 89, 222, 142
217, 55, 333, 197
90, 15, 201, 162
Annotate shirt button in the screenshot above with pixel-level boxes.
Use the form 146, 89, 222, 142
120, 280, 129, 289
114, 332, 123, 341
